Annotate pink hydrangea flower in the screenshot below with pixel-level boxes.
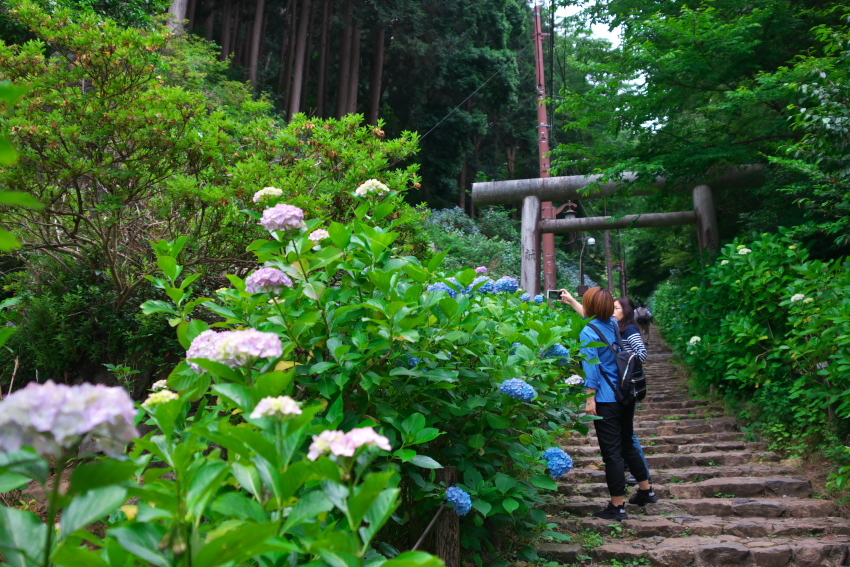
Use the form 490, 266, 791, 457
306, 426, 391, 460
307, 430, 346, 461
250, 396, 302, 419
475, 266, 488, 274
260, 204, 305, 232
0, 381, 138, 457
245, 267, 293, 294
309, 229, 330, 243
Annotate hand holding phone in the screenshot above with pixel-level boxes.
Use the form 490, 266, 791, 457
547, 289, 563, 300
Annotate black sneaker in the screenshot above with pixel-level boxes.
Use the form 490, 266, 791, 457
628, 487, 659, 506
625, 474, 638, 485
593, 502, 628, 521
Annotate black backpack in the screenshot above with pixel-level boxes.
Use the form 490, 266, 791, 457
635, 307, 651, 325
588, 323, 646, 405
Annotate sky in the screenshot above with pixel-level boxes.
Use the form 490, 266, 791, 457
557, 4, 622, 48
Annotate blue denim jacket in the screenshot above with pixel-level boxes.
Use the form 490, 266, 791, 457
580, 318, 620, 403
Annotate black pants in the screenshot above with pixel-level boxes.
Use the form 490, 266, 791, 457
594, 401, 650, 497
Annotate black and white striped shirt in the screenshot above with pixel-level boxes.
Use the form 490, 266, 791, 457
621, 324, 648, 361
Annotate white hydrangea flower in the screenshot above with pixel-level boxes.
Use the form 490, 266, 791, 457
720, 260, 729, 265
250, 396, 302, 419
142, 390, 179, 408
309, 229, 330, 242
803, 297, 814, 304
738, 248, 752, 255
151, 380, 169, 391
252, 187, 283, 203
790, 293, 805, 302
354, 179, 390, 198
689, 336, 701, 346
0, 381, 138, 457
565, 375, 584, 386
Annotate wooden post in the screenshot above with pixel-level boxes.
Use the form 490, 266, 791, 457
521, 195, 541, 296
693, 184, 719, 252
540, 211, 697, 233
434, 467, 459, 567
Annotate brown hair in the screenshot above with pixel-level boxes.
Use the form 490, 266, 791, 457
583, 287, 614, 319
615, 296, 637, 333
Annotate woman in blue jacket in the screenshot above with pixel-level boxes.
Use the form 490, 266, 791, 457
580, 287, 658, 520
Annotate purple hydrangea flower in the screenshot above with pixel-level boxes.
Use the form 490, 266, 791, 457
0, 381, 138, 457
475, 266, 488, 274
499, 378, 536, 401
493, 276, 519, 294
520, 292, 531, 302
186, 329, 283, 372
246, 267, 293, 294
260, 204, 305, 232
543, 447, 573, 478
446, 486, 473, 515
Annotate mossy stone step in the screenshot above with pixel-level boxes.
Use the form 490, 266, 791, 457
560, 476, 811, 499
563, 430, 746, 447
550, 496, 836, 519
539, 534, 850, 567
562, 441, 767, 457
550, 514, 850, 539
574, 450, 778, 469
566, 463, 802, 484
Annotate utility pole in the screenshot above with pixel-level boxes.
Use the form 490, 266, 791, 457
605, 230, 614, 291
532, 2, 557, 293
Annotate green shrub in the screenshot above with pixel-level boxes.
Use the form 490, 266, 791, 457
141, 188, 590, 558
651, 232, 850, 465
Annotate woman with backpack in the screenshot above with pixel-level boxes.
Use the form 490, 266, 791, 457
559, 290, 651, 484
580, 287, 658, 520
614, 296, 651, 485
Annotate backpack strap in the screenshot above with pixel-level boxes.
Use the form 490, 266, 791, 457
587, 323, 621, 398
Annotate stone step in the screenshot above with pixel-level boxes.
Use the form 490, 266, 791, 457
560, 476, 811, 499
636, 407, 725, 419
551, 514, 850, 539
573, 450, 779, 470
562, 441, 768, 457
549, 496, 837, 519
563, 431, 746, 447
583, 420, 739, 438
538, 535, 850, 567
567, 464, 803, 483
638, 400, 713, 410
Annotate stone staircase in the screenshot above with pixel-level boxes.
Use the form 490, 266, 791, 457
538, 339, 850, 566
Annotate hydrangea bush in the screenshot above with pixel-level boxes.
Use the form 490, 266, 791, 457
139, 187, 589, 556
651, 231, 850, 473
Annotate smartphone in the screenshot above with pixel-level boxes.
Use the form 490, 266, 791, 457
546, 289, 562, 300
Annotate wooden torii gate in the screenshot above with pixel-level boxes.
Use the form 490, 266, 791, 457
472, 166, 762, 295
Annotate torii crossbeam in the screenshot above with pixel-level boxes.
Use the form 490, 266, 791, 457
472, 166, 763, 295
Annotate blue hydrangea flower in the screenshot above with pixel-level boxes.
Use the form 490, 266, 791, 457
520, 292, 531, 302
509, 342, 521, 355
533, 294, 544, 303
427, 282, 457, 298
445, 486, 473, 515
493, 276, 519, 294
407, 356, 421, 368
541, 343, 570, 366
499, 378, 536, 401
467, 276, 495, 296
543, 447, 574, 479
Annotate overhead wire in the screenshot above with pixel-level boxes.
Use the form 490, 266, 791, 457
418, 39, 536, 142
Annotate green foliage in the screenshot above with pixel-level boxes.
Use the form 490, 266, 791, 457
143, 189, 591, 557
651, 231, 850, 482
422, 206, 597, 289
0, 1, 423, 382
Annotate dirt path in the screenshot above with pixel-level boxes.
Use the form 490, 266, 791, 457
538, 338, 850, 566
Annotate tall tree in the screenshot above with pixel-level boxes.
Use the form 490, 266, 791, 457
288, 0, 311, 116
